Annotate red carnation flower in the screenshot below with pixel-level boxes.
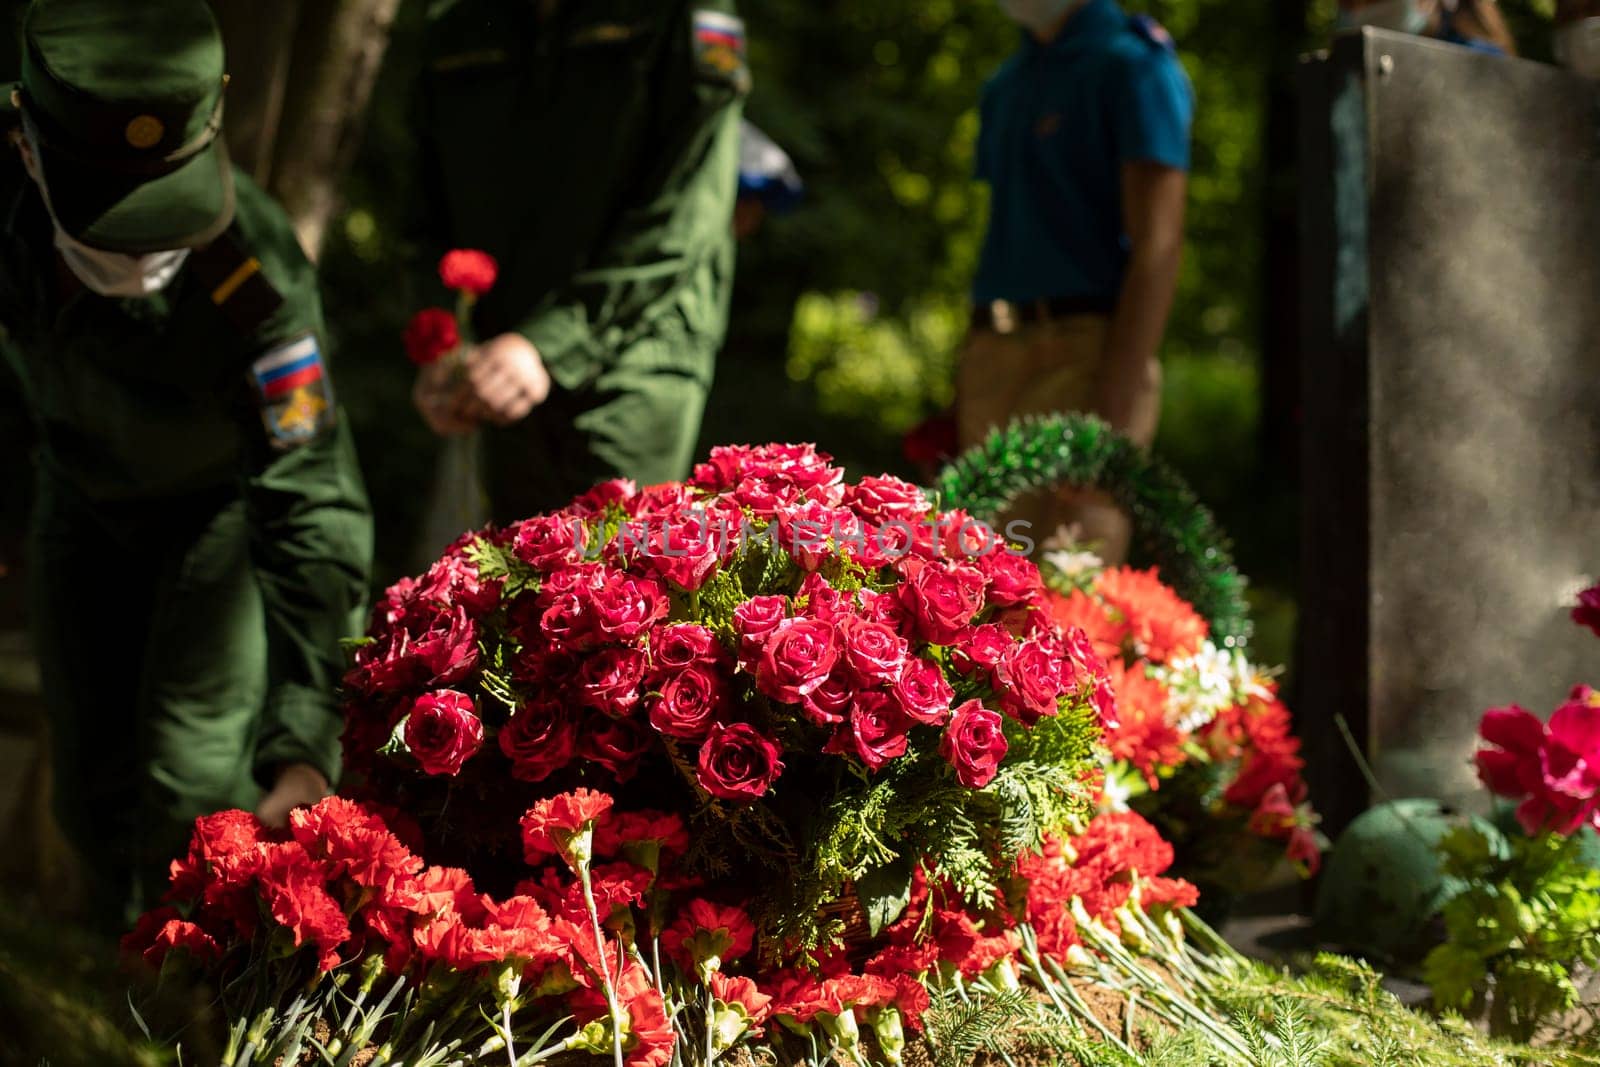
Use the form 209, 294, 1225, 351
708, 970, 773, 1027
521, 788, 615, 866
660, 898, 756, 973
122, 907, 220, 969
697, 723, 784, 801
404, 307, 460, 366
403, 690, 484, 776
438, 248, 498, 296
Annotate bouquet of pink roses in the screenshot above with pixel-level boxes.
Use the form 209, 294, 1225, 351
341, 443, 1112, 950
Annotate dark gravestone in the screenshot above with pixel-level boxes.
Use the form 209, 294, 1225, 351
1297, 30, 1600, 835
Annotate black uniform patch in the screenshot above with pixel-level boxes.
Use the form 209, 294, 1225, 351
692, 10, 750, 93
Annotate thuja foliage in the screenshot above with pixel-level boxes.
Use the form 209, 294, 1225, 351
933, 413, 1253, 647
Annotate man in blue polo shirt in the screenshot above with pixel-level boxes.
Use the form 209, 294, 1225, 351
959, 0, 1192, 562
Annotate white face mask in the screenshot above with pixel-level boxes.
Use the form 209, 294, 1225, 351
1555, 18, 1600, 79
998, 0, 1087, 35
1337, 0, 1431, 34
19, 130, 189, 298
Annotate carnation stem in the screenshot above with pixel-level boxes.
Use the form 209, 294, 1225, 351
578, 860, 627, 1067
704, 978, 717, 1067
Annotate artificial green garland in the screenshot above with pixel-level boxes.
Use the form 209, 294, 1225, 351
932, 412, 1253, 647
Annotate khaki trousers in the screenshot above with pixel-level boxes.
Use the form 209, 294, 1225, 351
956, 315, 1160, 561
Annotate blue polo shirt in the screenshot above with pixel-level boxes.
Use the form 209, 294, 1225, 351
972, 0, 1194, 306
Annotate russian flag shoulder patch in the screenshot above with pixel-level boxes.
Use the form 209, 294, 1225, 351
692, 9, 750, 93
251, 332, 333, 449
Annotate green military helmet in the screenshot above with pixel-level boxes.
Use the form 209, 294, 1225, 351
7, 0, 233, 252
1313, 798, 1502, 965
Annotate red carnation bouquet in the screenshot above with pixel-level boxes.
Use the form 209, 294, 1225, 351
342, 444, 1113, 950
1040, 551, 1322, 894
125, 791, 1200, 1066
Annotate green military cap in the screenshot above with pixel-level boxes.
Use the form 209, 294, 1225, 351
9, 0, 233, 252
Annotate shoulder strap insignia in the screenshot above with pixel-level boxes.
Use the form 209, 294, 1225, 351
1128, 14, 1177, 53
188, 226, 285, 338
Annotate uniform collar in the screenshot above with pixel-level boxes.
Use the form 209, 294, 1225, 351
1022, 0, 1124, 53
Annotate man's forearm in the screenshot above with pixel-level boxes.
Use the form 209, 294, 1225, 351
1096, 246, 1182, 434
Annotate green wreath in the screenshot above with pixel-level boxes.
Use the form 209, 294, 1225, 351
932, 412, 1253, 648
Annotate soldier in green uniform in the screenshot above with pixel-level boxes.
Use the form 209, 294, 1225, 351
410, 0, 748, 521
0, 0, 373, 928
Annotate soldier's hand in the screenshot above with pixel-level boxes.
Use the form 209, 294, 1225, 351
412, 359, 477, 437
255, 762, 331, 829
463, 332, 551, 426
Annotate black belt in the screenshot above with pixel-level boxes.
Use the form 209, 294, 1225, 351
970, 295, 1114, 334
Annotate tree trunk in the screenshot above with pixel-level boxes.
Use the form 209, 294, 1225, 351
211, 0, 401, 259
212, 0, 303, 183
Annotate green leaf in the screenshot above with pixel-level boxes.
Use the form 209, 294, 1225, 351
856, 853, 915, 938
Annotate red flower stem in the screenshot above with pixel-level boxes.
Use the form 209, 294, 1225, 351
704, 979, 716, 1066
577, 859, 627, 1067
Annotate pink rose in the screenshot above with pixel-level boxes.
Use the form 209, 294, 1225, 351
844, 475, 929, 523
935, 511, 999, 560
839, 615, 909, 685
649, 623, 725, 672
577, 714, 651, 783
648, 665, 728, 740
590, 575, 669, 643
891, 658, 955, 725
797, 573, 853, 623
642, 510, 725, 590
415, 555, 502, 615
569, 478, 638, 516
898, 557, 987, 645
776, 501, 857, 572
540, 591, 596, 650
578, 646, 648, 717
756, 618, 840, 704
412, 605, 481, 687
949, 623, 1012, 676
697, 723, 784, 801
979, 549, 1043, 607
1574, 584, 1600, 638
512, 515, 586, 571
404, 690, 484, 776
940, 700, 1008, 788
733, 595, 788, 661
859, 588, 910, 630
994, 637, 1065, 724
801, 671, 853, 726
498, 700, 579, 782
843, 691, 913, 770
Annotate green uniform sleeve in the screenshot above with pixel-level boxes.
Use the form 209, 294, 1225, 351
243, 411, 372, 789
234, 200, 374, 789
515, 0, 747, 389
